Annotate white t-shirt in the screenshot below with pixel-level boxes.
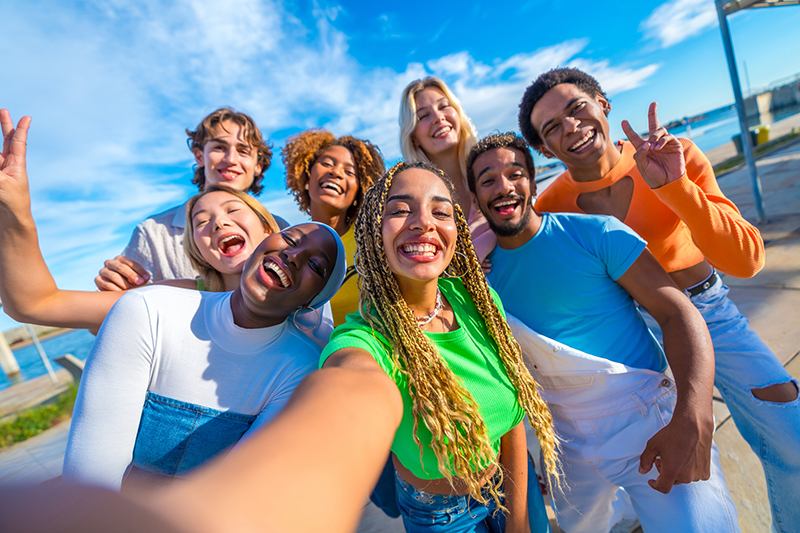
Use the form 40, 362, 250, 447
63, 286, 320, 490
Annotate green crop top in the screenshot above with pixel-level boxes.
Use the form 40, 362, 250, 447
320, 277, 525, 479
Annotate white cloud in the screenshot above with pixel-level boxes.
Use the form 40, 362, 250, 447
641, 0, 718, 48
2, 0, 660, 306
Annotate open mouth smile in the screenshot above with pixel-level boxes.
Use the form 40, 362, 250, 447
320, 181, 344, 194
399, 241, 442, 262
218, 234, 246, 256
262, 257, 293, 288
490, 196, 522, 216
569, 130, 596, 153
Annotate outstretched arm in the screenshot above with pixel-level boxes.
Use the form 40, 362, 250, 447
617, 249, 715, 494
0, 109, 123, 329
0, 362, 403, 533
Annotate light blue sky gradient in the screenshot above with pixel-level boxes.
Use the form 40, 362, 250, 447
2, 0, 799, 331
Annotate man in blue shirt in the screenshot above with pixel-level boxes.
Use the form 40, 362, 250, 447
468, 133, 739, 533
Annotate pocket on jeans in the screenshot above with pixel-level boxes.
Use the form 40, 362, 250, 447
398, 494, 465, 526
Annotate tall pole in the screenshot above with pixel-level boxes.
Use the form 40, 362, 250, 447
716, 1, 766, 222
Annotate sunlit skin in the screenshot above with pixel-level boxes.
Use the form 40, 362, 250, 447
471, 147, 541, 249
530, 83, 620, 182
381, 168, 457, 316
233, 223, 335, 328
307, 145, 359, 236
413, 87, 461, 160
190, 191, 272, 291
194, 120, 263, 191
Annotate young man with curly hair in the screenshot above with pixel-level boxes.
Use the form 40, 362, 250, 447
95, 107, 286, 290
519, 67, 800, 533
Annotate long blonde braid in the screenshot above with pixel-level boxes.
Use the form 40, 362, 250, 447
353, 161, 560, 506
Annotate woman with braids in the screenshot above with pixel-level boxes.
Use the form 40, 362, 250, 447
399, 77, 495, 263
282, 128, 385, 326
321, 161, 559, 532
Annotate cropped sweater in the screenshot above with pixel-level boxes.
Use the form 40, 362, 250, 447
536, 139, 764, 278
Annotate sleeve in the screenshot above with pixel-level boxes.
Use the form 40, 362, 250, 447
652, 139, 765, 278
61, 292, 155, 490
121, 223, 158, 281
319, 322, 393, 375
597, 216, 647, 281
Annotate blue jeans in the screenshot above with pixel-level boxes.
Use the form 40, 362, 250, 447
131, 392, 255, 477
390, 453, 551, 533
643, 279, 800, 533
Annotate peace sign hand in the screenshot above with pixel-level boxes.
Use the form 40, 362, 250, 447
0, 109, 33, 223
621, 102, 686, 189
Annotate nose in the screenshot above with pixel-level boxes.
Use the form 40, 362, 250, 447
282, 244, 302, 270
562, 116, 580, 133
213, 215, 232, 232
410, 208, 435, 233
222, 146, 239, 164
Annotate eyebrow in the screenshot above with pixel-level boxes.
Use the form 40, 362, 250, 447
416, 97, 448, 113
209, 136, 252, 149
386, 194, 453, 204
540, 97, 582, 133
191, 199, 243, 220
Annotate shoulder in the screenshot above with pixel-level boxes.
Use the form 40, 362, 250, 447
321, 313, 391, 367
116, 285, 203, 315
135, 202, 188, 233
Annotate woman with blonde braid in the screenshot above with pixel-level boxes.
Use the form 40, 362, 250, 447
399, 77, 495, 263
321, 161, 559, 532
283, 128, 384, 326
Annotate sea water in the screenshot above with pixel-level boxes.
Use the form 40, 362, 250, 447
0, 329, 96, 391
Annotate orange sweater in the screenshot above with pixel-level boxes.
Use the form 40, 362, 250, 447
536, 139, 764, 278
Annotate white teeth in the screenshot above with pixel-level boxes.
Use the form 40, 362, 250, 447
433, 126, 451, 138
569, 130, 595, 152
220, 235, 242, 244
322, 182, 343, 193
263, 260, 290, 288
402, 243, 437, 255
494, 199, 517, 207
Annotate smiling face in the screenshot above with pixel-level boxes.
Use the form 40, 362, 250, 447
381, 168, 457, 292
412, 87, 461, 159
190, 190, 272, 275
472, 147, 539, 246
529, 83, 613, 168
307, 145, 359, 216
194, 120, 263, 191
239, 223, 337, 317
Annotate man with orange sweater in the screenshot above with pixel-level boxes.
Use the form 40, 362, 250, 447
519, 68, 799, 532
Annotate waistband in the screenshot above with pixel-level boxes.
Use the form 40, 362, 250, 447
686, 269, 719, 298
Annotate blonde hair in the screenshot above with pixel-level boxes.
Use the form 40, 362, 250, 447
399, 77, 478, 185
184, 186, 280, 292
353, 161, 560, 507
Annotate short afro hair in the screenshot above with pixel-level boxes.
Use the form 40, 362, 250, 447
466, 132, 535, 194
518, 68, 607, 150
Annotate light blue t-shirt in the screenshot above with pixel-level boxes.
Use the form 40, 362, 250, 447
487, 212, 665, 372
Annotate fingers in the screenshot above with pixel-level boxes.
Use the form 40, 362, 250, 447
1, 110, 31, 161
480, 257, 492, 275
620, 120, 644, 149
648, 102, 660, 137
94, 256, 150, 291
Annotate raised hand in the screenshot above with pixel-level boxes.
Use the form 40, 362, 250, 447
0, 109, 33, 221
621, 102, 686, 189
95, 255, 151, 291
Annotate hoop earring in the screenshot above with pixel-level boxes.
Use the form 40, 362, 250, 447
292, 307, 321, 332
353, 249, 368, 278
444, 250, 470, 278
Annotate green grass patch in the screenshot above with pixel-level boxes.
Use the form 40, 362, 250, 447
715, 130, 800, 176
0, 384, 78, 448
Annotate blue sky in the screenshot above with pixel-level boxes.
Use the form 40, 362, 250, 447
2, 0, 799, 331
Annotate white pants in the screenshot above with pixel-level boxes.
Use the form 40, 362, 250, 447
508, 316, 740, 533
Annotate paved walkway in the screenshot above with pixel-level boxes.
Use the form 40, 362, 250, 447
0, 140, 798, 532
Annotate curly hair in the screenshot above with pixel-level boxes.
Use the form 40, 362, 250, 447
399, 77, 478, 184
466, 132, 536, 194
184, 186, 280, 292
518, 68, 607, 151
353, 160, 560, 507
186, 107, 273, 196
282, 128, 385, 225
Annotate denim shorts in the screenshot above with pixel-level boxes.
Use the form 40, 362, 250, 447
394, 470, 505, 533
131, 392, 255, 478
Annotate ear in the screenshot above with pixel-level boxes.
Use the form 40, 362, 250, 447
193, 148, 205, 167
254, 162, 263, 177
596, 94, 611, 116
538, 146, 555, 159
